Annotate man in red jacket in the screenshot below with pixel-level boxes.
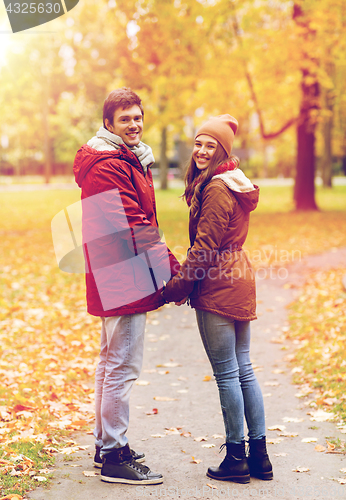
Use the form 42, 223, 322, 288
73, 88, 179, 485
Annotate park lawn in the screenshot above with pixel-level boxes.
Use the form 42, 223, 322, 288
0, 184, 345, 495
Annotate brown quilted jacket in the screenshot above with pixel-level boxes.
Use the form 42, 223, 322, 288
163, 174, 259, 321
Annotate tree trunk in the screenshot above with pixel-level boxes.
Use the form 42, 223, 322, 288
160, 126, 168, 190
342, 156, 346, 176
294, 113, 318, 210
321, 67, 334, 188
293, 3, 319, 211
321, 111, 333, 188
294, 73, 319, 210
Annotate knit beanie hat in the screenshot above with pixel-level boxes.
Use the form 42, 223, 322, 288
195, 114, 238, 157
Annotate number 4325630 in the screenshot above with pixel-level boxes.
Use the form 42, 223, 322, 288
6, 3, 61, 14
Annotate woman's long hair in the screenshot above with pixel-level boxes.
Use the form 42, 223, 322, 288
183, 143, 239, 217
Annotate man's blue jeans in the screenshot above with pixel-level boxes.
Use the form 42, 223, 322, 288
196, 310, 266, 444
93, 313, 146, 455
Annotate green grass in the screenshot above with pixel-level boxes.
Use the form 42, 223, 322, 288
253, 184, 346, 213
0, 442, 55, 497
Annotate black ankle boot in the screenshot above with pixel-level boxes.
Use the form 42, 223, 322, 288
207, 442, 250, 484
247, 437, 273, 480
101, 444, 163, 485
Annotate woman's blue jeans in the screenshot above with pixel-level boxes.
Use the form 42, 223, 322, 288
196, 310, 266, 444
93, 313, 146, 454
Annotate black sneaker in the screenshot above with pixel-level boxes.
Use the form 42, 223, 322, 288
100, 444, 163, 485
93, 445, 145, 468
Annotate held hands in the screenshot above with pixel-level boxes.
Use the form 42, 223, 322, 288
161, 281, 189, 306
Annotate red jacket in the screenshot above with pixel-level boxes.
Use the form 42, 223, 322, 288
73, 143, 179, 317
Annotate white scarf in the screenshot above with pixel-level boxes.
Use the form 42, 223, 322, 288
87, 127, 155, 174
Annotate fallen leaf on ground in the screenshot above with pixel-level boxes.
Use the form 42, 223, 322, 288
292, 467, 310, 472
253, 365, 263, 372
295, 391, 313, 398
323, 398, 339, 406
12, 404, 36, 413
191, 457, 202, 464
274, 452, 288, 457
308, 409, 335, 422
165, 427, 181, 435
39, 468, 51, 474
145, 408, 158, 415
330, 477, 346, 484
203, 375, 211, 382
302, 437, 318, 443
194, 436, 208, 442
0, 459, 13, 466
327, 441, 336, 451
60, 445, 90, 454
279, 432, 299, 437
340, 468, 346, 473
156, 362, 181, 368
315, 445, 326, 452
153, 396, 178, 401
206, 483, 218, 489
83, 471, 99, 477
0, 495, 23, 500
150, 434, 165, 438
33, 476, 48, 481
180, 431, 191, 438
267, 438, 284, 444
202, 443, 215, 448
135, 380, 150, 386
268, 425, 286, 432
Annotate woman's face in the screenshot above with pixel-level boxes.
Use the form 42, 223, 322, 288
193, 135, 218, 170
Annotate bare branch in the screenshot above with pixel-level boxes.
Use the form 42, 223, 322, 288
232, 15, 297, 140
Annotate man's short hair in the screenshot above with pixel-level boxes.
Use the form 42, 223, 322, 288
103, 87, 144, 129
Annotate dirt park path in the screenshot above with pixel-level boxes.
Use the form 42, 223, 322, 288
27, 248, 346, 500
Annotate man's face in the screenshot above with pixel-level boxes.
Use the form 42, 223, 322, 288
105, 105, 143, 147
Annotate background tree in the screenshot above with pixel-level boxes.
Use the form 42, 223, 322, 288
101, 0, 208, 188
0, 0, 345, 202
